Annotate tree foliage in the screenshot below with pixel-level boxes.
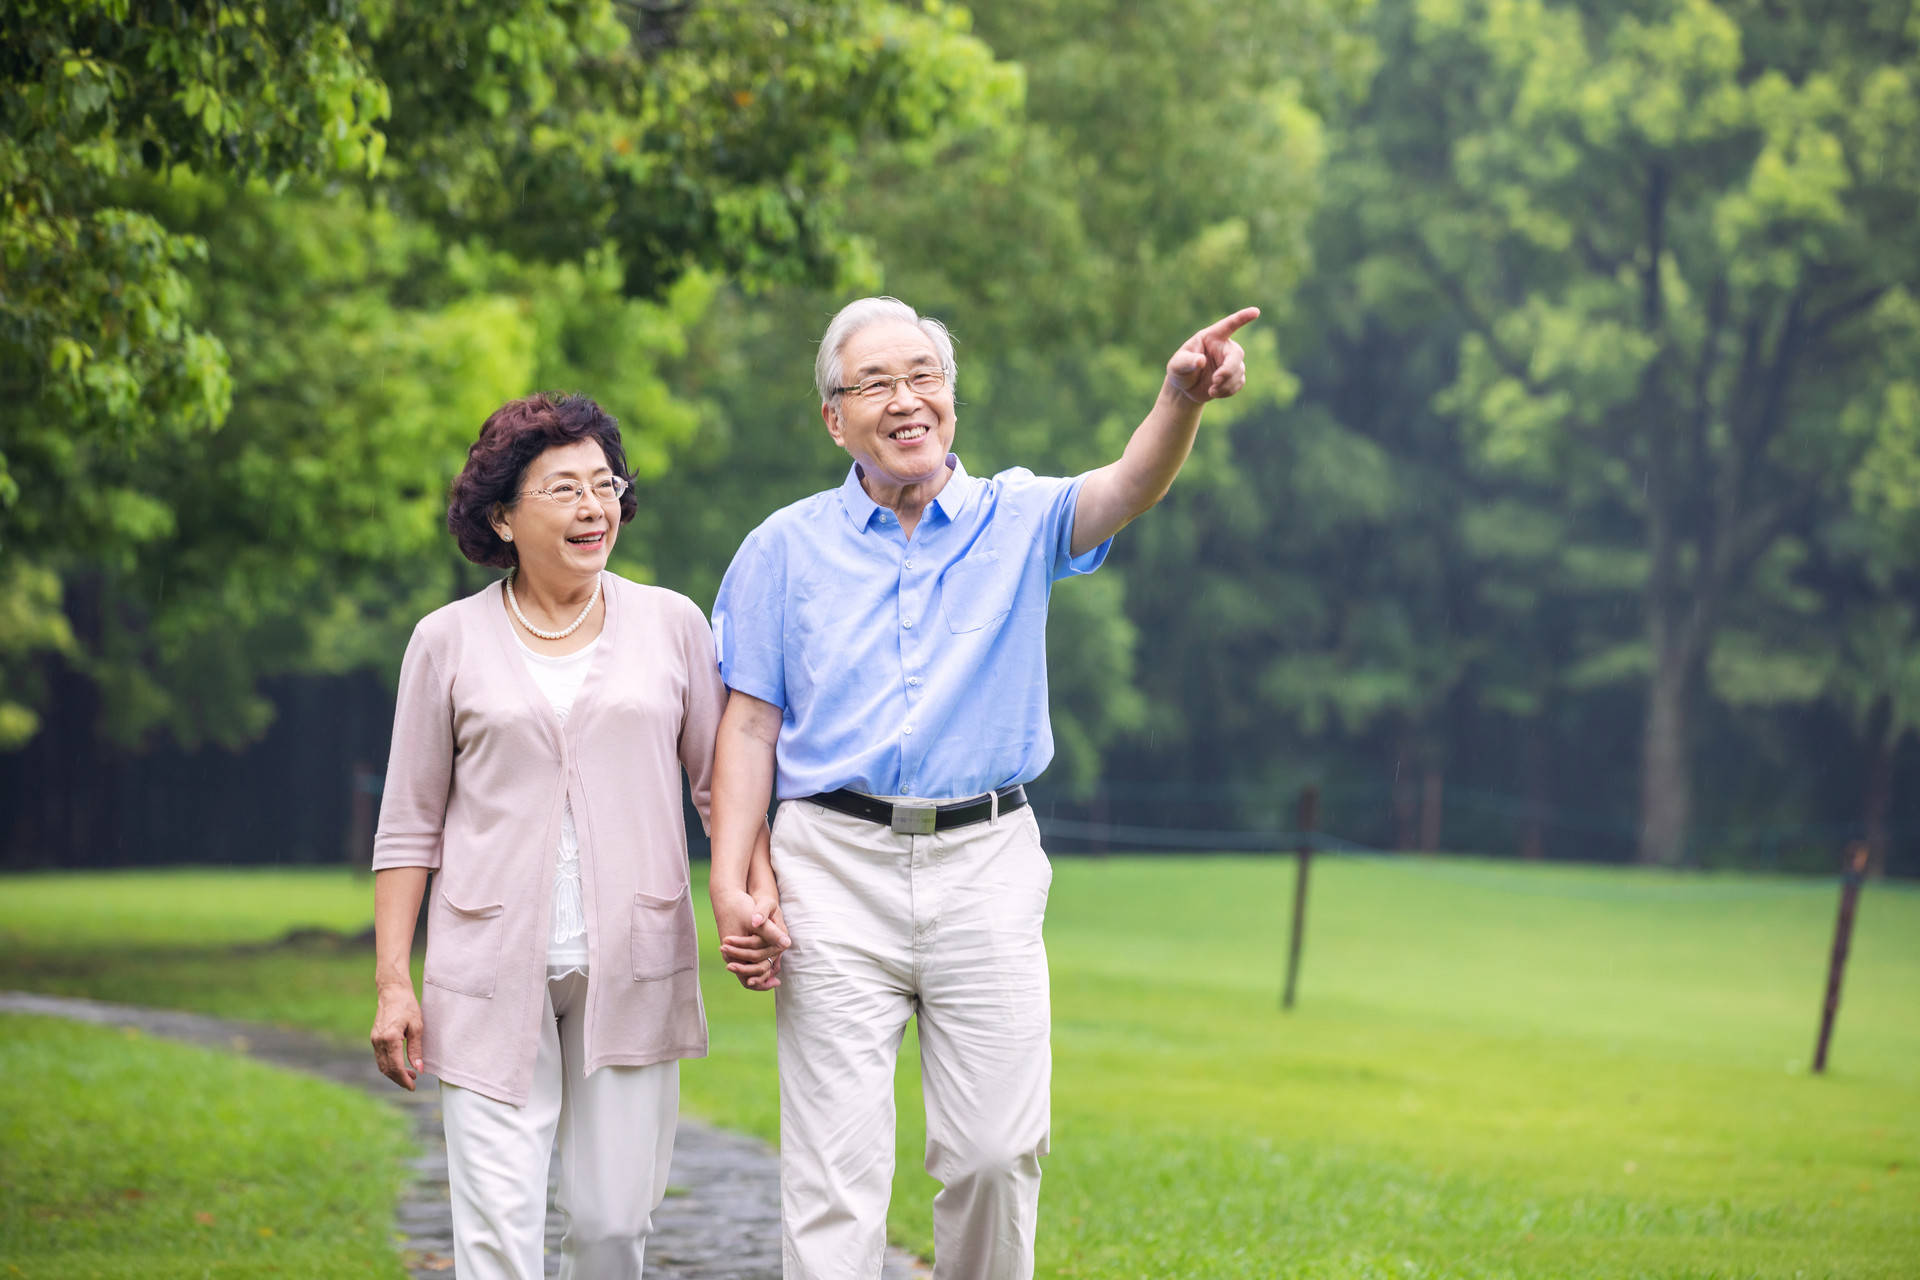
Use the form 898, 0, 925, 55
3, 0, 1916, 872
0, 0, 1015, 745
613, 0, 1372, 797
1295, 0, 1920, 862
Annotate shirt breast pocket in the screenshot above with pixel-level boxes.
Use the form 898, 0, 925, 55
940, 550, 1019, 634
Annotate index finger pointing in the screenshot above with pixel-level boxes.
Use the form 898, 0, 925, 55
1201, 306, 1261, 342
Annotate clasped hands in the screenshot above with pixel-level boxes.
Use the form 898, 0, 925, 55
713, 883, 791, 991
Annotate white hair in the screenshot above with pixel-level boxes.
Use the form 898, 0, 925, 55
814, 296, 958, 405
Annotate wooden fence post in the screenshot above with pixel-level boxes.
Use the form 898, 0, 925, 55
1282, 785, 1320, 1012
1812, 841, 1871, 1074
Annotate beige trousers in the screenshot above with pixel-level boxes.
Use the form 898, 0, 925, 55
772, 798, 1053, 1280
440, 969, 678, 1280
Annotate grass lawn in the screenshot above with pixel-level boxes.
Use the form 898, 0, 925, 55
2, 858, 1916, 1277
0, 1013, 410, 1278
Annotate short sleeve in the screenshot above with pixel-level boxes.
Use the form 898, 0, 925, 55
711, 532, 787, 708
675, 596, 728, 835
1022, 469, 1111, 581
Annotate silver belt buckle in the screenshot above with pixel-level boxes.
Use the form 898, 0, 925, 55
890, 803, 938, 836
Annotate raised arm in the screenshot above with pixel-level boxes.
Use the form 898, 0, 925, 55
1071, 307, 1259, 557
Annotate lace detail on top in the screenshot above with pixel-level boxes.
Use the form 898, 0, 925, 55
515, 636, 598, 969
547, 704, 589, 967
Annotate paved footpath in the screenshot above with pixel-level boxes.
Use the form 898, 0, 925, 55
0, 991, 928, 1279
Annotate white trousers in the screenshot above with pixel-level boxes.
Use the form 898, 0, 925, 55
772, 798, 1053, 1280
440, 969, 678, 1280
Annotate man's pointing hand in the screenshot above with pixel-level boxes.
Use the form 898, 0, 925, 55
1167, 307, 1260, 405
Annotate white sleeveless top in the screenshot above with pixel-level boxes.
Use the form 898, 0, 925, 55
515, 635, 600, 971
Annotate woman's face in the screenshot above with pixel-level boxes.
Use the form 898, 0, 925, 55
490, 439, 622, 584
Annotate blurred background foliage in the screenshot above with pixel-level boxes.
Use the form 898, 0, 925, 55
2, 0, 1916, 874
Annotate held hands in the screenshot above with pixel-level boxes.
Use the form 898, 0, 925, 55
370, 982, 425, 1091
1166, 307, 1260, 405
713, 885, 791, 992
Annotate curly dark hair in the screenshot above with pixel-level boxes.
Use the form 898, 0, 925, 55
447, 393, 639, 569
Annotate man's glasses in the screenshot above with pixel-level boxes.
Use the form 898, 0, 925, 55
834, 369, 948, 402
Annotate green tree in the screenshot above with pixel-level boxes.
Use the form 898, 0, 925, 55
81, 180, 731, 747
1350, 0, 1920, 863
1, 0, 1015, 746
1790, 456, 1920, 876
822, 0, 1374, 797
1, 0, 386, 742
1833, 315, 1920, 874
610, 0, 1374, 802
1824, 603, 1920, 877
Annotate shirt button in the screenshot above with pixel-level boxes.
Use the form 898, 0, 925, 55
903, 619, 914, 629
904, 724, 915, 735
907, 677, 922, 687
905, 558, 915, 569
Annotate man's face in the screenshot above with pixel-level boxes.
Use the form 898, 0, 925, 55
822, 320, 956, 492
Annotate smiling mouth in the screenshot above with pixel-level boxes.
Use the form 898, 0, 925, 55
568, 531, 606, 546
889, 425, 930, 442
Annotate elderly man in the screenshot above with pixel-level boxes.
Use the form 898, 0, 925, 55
708, 296, 1256, 1279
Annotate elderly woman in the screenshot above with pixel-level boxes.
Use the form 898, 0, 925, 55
368, 392, 785, 1279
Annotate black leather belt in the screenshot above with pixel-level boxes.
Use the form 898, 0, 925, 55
806, 785, 1028, 835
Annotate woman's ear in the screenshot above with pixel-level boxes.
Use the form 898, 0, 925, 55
489, 503, 514, 544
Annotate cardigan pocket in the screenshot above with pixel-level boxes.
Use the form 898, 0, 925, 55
423, 894, 506, 998
631, 886, 697, 981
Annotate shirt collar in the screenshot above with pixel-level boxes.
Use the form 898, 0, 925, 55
836, 463, 883, 531
837, 455, 973, 532
928, 456, 974, 523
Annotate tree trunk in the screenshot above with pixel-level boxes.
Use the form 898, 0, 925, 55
1391, 736, 1418, 851
1519, 717, 1548, 860
1637, 638, 1695, 866
1419, 767, 1444, 851
37, 662, 107, 866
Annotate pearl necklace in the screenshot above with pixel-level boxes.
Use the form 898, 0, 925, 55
506, 570, 601, 640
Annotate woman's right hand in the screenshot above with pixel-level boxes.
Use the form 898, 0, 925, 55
370, 983, 426, 1090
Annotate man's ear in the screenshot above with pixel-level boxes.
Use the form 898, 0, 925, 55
821, 400, 846, 448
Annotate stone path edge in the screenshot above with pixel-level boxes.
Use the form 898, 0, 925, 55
0, 991, 929, 1279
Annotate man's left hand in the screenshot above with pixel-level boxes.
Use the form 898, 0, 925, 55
1166, 307, 1260, 405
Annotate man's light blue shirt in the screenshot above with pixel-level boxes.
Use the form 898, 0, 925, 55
712, 455, 1110, 801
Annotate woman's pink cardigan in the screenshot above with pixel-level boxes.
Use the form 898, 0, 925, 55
372, 573, 724, 1104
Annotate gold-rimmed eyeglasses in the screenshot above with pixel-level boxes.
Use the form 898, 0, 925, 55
834, 369, 948, 402
520, 476, 630, 506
